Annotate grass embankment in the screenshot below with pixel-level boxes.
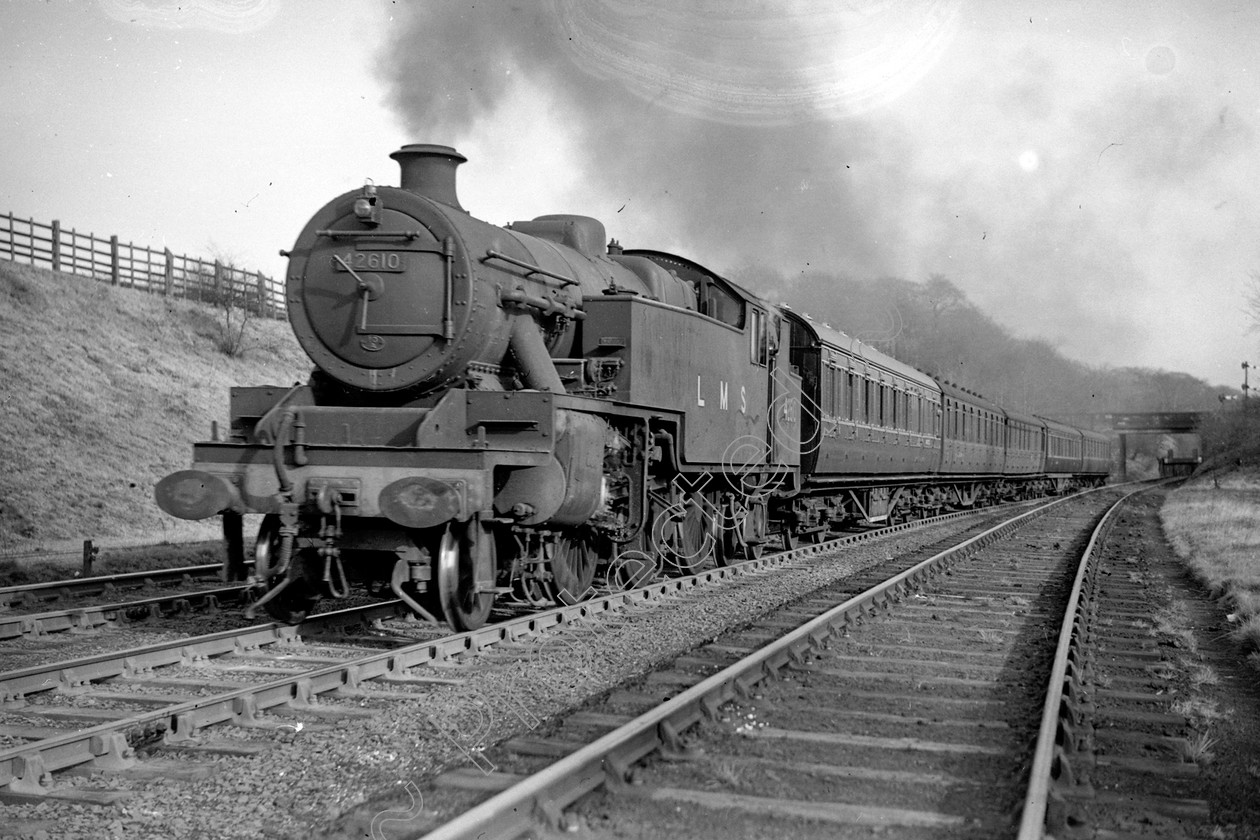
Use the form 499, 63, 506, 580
0, 261, 309, 561
1161, 469, 1260, 667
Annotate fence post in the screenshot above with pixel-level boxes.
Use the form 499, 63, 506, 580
256, 272, 268, 317
109, 235, 119, 285
164, 249, 173, 296
82, 540, 98, 576
51, 220, 61, 272
214, 260, 223, 304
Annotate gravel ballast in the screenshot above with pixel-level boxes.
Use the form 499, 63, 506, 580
0, 516, 1000, 840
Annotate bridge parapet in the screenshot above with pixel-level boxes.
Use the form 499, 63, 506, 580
1049, 412, 1208, 433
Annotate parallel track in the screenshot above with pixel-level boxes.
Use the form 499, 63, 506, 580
394, 485, 1142, 839
0, 584, 250, 640
0, 564, 223, 610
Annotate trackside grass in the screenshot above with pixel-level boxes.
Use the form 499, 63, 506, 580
1160, 471, 1260, 663
0, 261, 309, 557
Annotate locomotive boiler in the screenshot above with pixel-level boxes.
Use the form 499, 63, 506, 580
156, 144, 802, 629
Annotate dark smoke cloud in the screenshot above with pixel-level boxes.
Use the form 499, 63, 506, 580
376, 2, 1260, 382
377, 1, 958, 279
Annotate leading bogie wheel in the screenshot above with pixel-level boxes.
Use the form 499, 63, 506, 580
262, 560, 320, 624
252, 514, 319, 624
437, 522, 495, 632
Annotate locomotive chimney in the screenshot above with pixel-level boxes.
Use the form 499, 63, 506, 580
390, 144, 466, 210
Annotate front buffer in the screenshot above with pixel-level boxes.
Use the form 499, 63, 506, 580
155, 385, 608, 630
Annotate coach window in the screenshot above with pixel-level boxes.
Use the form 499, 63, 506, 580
824, 363, 833, 416
826, 362, 836, 415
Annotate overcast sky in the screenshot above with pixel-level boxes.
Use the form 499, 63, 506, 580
3, 0, 1258, 389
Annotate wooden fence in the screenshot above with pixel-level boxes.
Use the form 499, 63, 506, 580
0, 211, 285, 318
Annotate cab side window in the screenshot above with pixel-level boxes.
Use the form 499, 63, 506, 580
749, 308, 768, 366
700, 278, 744, 328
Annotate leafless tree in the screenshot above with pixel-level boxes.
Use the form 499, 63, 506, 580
1246, 270, 1260, 335
191, 247, 254, 357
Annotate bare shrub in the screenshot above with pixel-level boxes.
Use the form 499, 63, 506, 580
186, 250, 257, 357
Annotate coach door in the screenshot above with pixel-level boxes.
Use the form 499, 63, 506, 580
761, 311, 800, 467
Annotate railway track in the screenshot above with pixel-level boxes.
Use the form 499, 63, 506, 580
0, 584, 252, 641
1027, 484, 1223, 838
351, 484, 1147, 840
0, 504, 1003, 808
0, 564, 222, 610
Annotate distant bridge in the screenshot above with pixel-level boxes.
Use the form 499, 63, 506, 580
1049, 412, 1211, 479
1048, 412, 1209, 433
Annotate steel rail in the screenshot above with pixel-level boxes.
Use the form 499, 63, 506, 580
0, 564, 222, 608
0, 598, 417, 792
415, 487, 1114, 840
0, 585, 251, 640
1016, 482, 1166, 839
0, 599, 411, 703
0, 499, 1012, 794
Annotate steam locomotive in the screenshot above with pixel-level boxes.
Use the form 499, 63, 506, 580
155, 144, 1112, 630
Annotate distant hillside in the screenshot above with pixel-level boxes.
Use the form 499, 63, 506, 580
0, 262, 309, 552
733, 268, 1230, 416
